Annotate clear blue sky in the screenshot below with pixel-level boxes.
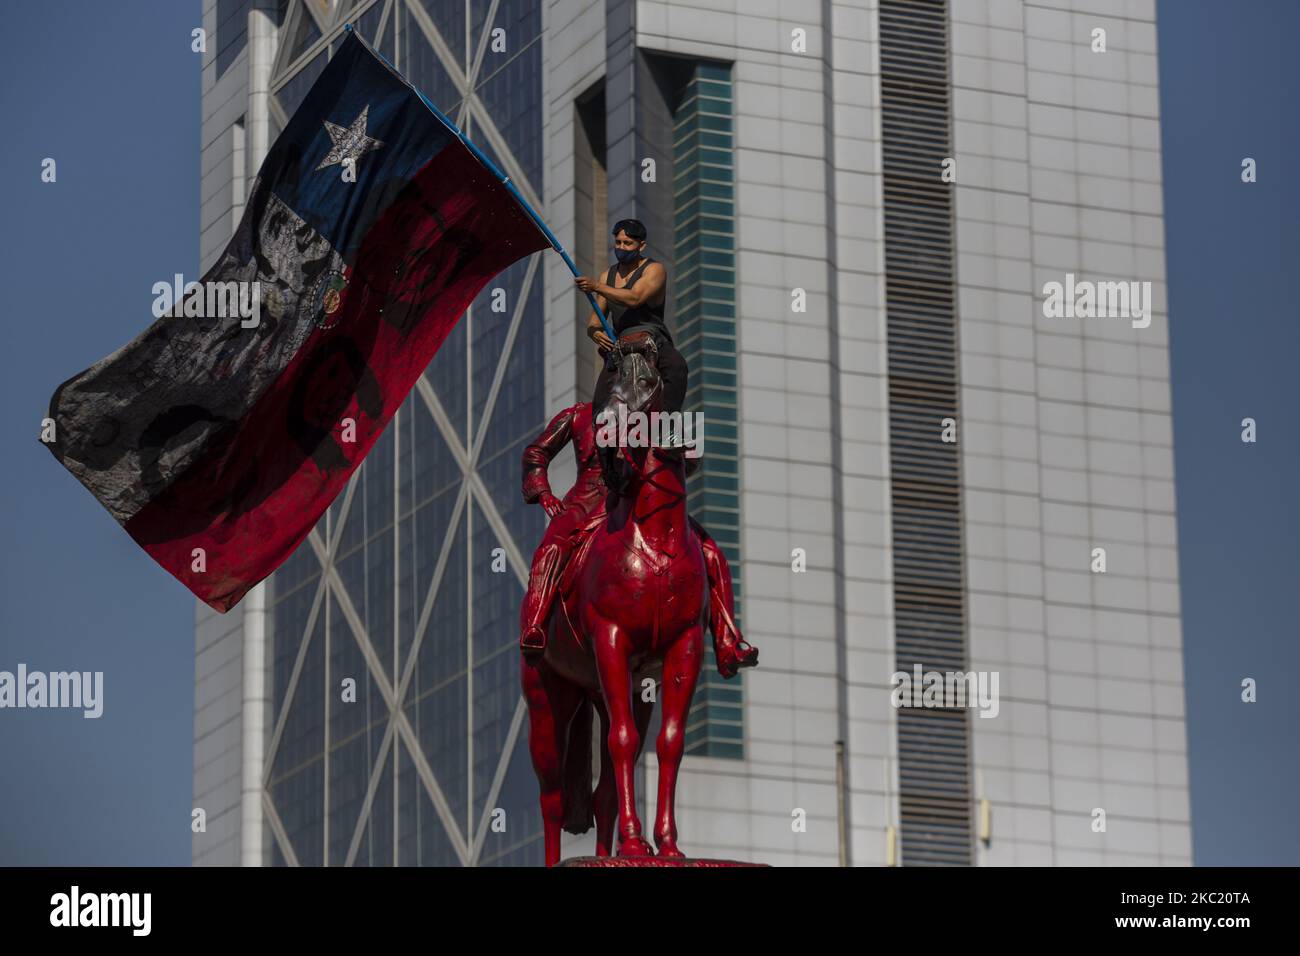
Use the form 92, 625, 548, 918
1157, 0, 1300, 865
0, 2, 199, 865
0, 1, 1294, 866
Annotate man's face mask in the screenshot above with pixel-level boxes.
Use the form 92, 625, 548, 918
614, 246, 641, 265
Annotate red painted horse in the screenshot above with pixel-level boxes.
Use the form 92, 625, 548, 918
520, 331, 748, 865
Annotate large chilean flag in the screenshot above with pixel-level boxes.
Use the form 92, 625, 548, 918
43, 29, 549, 612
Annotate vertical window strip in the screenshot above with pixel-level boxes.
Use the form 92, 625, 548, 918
879, 0, 974, 866
673, 61, 743, 760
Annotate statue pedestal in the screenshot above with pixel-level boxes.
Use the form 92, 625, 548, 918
557, 857, 768, 868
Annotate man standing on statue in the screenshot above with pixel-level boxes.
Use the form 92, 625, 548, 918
573, 218, 689, 418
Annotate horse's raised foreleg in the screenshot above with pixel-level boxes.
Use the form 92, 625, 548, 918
654, 626, 704, 858
591, 620, 654, 857
521, 659, 583, 867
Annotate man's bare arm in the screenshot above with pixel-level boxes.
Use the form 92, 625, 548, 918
584, 292, 614, 351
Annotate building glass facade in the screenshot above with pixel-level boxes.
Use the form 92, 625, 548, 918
672, 61, 744, 759
262, 0, 547, 867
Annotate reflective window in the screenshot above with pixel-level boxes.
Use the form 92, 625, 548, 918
673, 61, 743, 760
216, 0, 250, 80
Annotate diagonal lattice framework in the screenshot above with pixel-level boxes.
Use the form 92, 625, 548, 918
260, 0, 545, 866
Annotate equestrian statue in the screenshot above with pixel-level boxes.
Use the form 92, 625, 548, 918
518, 290, 757, 865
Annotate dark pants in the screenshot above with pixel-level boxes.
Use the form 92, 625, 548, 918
591, 340, 688, 415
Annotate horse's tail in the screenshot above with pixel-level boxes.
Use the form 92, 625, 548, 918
560, 695, 596, 834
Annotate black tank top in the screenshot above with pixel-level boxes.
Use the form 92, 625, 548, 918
605, 257, 672, 346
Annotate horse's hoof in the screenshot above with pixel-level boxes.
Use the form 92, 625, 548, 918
617, 837, 655, 858
715, 641, 758, 679
656, 842, 685, 859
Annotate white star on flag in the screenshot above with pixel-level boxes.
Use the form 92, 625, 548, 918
315, 104, 386, 172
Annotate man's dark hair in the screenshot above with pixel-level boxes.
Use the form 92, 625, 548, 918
612, 218, 647, 242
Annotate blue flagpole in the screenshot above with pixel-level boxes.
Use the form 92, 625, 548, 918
346, 23, 618, 344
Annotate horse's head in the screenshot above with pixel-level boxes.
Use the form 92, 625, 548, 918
597, 329, 671, 496
603, 328, 664, 419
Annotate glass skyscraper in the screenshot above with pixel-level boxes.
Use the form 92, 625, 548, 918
196, 0, 1190, 867
265, 2, 547, 867
197, 0, 551, 867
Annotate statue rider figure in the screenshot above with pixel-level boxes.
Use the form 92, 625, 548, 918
517, 401, 756, 678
